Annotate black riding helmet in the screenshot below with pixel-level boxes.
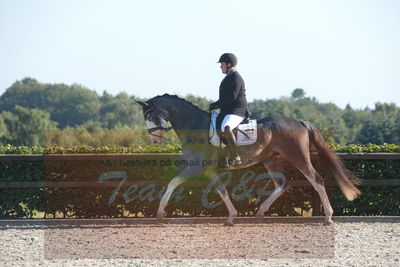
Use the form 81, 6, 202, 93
217, 53, 237, 66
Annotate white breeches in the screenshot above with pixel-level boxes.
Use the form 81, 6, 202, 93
221, 114, 245, 132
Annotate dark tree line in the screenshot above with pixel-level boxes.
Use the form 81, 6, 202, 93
0, 78, 399, 146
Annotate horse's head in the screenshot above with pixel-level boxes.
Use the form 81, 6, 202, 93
136, 100, 172, 145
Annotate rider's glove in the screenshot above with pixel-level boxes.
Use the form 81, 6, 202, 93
208, 102, 219, 111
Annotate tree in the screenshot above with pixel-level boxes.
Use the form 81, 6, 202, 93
0, 78, 101, 128
291, 88, 306, 99
0, 111, 17, 145
357, 103, 399, 144
0, 114, 9, 145
99, 92, 144, 129
342, 104, 368, 143
9, 106, 58, 146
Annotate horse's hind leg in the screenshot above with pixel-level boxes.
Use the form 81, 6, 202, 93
256, 158, 290, 222
300, 166, 334, 225
284, 150, 334, 225
157, 176, 187, 219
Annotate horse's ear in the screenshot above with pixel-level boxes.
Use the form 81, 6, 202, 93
136, 100, 149, 108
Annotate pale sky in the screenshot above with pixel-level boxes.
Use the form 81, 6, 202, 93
1, 0, 399, 109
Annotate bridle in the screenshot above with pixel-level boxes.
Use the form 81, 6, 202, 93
144, 106, 173, 139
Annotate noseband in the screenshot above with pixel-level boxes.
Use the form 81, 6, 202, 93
144, 106, 172, 138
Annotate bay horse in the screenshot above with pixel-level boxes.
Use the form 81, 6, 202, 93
136, 94, 360, 225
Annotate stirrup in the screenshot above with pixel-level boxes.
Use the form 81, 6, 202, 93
233, 155, 242, 166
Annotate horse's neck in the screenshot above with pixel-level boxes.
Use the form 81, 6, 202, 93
165, 100, 209, 130
155, 99, 208, 147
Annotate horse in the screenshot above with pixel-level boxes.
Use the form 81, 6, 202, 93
136, 94, 360, 226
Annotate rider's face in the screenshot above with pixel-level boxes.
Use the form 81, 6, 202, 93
220, 62, 228, 74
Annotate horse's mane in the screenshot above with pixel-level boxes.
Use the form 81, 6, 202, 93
149, 94, 207, 114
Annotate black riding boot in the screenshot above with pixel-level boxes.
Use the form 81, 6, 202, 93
224, 126, 242, 166
216, 129, 229, 168
218, 146, 229, 168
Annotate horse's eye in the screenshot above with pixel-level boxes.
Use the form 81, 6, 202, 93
148, 113, 155, 120
148, 114, 160, 125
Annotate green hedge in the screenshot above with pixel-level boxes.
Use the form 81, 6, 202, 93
0, 144, 399, 218
330, 143, 400, 153
0, 144, 182, 154
1, 143, 399, 154
329, 144, 400, 216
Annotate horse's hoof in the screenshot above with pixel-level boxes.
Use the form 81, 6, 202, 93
156, 211, 166, 220
223, 222, 234, 226
256, 214, 264, 223
323, 220, 334, 226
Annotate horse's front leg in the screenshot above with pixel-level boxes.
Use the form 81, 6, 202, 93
216, 183, 238, 226
157, 176, 187, 219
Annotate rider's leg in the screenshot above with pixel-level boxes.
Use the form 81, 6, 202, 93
220, 114, 246, 134
224, 126, 241, 165
221, 114, 244, 166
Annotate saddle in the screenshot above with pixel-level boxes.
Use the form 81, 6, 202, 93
209, 112, 257, 147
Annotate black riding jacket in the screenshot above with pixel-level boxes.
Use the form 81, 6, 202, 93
212, 71, 248, 117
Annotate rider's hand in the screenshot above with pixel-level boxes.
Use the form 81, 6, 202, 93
208, 102, 219, 111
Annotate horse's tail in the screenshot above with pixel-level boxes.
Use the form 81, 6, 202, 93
299, 120, 361, 201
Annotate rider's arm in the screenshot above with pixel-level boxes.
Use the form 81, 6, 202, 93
209, 100, 220, 111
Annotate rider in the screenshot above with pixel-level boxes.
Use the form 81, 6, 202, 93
208, 53, 249, 167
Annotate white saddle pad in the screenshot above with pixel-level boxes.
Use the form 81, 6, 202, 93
209, 112, 257, 147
